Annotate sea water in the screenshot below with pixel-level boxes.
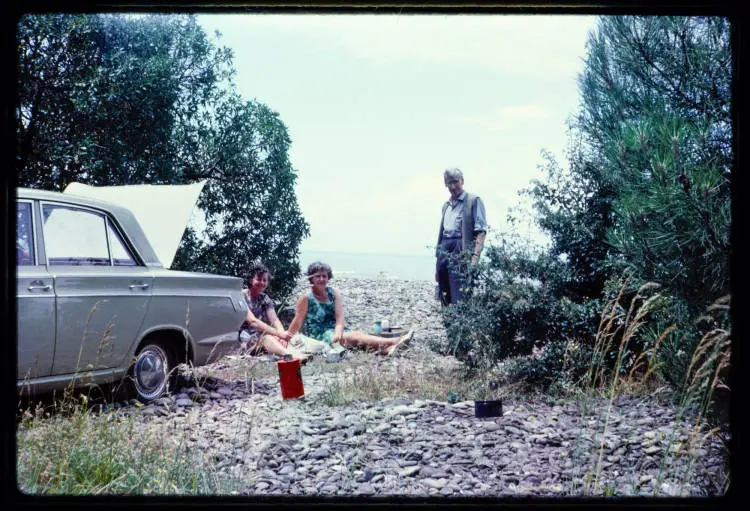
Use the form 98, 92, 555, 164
299, 250, 434, 282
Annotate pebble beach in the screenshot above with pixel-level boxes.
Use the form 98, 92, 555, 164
106, 277, 728, 497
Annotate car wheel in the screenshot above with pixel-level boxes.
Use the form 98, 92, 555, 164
132, 342, 175, 401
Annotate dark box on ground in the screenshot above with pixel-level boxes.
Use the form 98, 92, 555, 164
475, 400, 503, 418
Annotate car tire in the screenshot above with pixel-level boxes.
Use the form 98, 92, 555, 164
132, 342, 175, 401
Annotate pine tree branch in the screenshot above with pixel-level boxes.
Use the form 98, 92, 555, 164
631, 20, 707, 116
682, 189, 729, 253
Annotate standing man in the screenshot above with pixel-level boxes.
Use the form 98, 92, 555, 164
435, 168, 487, 306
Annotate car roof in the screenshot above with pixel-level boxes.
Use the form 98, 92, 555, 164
17, 187, 163, 267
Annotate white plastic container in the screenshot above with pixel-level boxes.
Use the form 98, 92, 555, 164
325, 343, 346, 363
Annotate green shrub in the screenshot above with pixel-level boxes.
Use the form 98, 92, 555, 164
433, 241, 605, 381
480, 336, 597, 396
434, 224, 729, 412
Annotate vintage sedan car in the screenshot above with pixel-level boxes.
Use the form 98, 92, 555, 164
16, 185, 248, 401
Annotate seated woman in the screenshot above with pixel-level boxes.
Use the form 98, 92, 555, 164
287, 261, 413, 356
241, 262, 309, 363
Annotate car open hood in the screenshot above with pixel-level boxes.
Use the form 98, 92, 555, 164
64, 181, 207, 269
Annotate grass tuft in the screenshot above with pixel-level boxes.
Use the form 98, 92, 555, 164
567, 280, 730, 496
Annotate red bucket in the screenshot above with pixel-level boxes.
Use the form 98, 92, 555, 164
277, 358, 304, 399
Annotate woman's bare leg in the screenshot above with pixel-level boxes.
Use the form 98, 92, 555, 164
340, 331, 398, 355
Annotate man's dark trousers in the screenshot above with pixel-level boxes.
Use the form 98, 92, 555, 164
436, 237, 469, 306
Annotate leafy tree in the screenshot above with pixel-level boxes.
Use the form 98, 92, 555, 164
17, 14, 234, 189
525, 142, 616, 303
577, 16, 731, 315
171, 92, 310, 300
527, 17, 730, 314
573, 16, 732, 394
17, 13, 309, 301
442, 16, 731, 394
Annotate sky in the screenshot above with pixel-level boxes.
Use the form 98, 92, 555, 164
196, 14, 599, 258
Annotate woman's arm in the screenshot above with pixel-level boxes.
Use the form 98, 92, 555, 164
332, 287, 345, 342
286, 294, 309, 336
245, 308, 279, 338
245, 308, 260, 328
266, 307, 292, 341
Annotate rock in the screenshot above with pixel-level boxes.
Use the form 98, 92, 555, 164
523, 475, 542, 486
386, 397, 413, 407
278, 465, 295, 475
660, 482, 682, 496
423, 478, 447, 489
399, 466, 420, 477
373, 423, 390, 434
419, 466, 436, 478
260, 469, 277, 479
357, 483, 376, 495
473, 457, 494, 468
504, 425, 524, 436
309, 448, 331, 460
300, 425, 319, 435
389, 405, 419, 416
347, 423, 366, 437
638, 475, 654, 485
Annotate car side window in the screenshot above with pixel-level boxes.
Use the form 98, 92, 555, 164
42, 203, 137, 266
17, 202, 34, 265
107, 219, 137, 266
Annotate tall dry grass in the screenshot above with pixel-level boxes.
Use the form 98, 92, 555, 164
16, 301, 246, 495
570, 279, 730, 496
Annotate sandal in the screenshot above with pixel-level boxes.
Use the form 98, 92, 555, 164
388, 329, 414, 357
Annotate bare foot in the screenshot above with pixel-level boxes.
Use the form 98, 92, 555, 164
387, 329, 414, 357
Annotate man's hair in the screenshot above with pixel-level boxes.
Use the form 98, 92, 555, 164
246, 261, 272, 284
444, 167, 463, 180
306, 261, 333, 283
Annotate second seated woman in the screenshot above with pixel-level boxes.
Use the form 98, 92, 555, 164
287, 261, 413, 356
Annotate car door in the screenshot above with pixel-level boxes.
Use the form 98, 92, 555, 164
41, 201, 154, 376
16, 199, 56, 381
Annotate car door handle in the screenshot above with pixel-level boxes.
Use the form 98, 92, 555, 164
27, 281, 52, 292
128, 283, 150, 290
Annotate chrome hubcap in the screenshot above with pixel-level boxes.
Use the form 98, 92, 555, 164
135, 350, 165, 394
